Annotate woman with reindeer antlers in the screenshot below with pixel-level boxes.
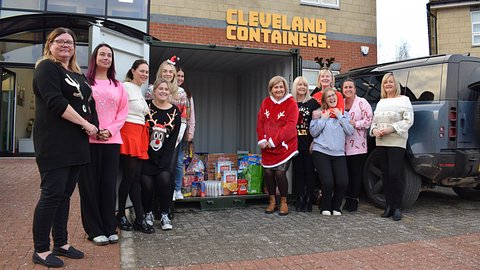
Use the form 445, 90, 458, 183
141, 78, 181, 231
310, 58, 345, 119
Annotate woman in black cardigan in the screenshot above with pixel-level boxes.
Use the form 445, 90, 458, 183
31, 27, 98, 268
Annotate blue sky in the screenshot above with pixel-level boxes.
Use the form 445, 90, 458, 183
377, 0, 430, 63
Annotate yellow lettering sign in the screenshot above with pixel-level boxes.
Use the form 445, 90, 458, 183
225, 9, 329, 48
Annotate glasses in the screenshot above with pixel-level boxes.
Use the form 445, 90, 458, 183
53, 39, 75, 47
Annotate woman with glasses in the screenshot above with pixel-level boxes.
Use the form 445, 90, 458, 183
310, 88, 353, 216
32, 27, 98, 268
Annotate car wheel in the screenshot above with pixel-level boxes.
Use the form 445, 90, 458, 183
452, 185, 480, 201
363, 148, 422, 209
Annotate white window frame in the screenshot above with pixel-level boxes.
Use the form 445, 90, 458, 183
300, 0, 339, 9
471, 11, 480, 46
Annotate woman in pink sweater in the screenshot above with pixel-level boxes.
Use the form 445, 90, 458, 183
342, 78, 372, 212
78, 43, 129, 245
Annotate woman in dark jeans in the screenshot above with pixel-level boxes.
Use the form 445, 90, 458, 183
32, 27, 98, 268
370, 73, 413, 221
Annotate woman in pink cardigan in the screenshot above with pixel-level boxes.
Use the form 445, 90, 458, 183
342, 78, 372, 212
78, 43, 129, 245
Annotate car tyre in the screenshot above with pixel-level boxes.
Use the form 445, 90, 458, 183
363, 148, 422, 209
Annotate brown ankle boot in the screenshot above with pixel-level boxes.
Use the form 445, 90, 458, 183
279, 197, 288, 216
265, 195, 276, 214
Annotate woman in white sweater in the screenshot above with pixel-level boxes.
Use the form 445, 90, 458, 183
370, 73, 414, 221
117, 59, 154, 233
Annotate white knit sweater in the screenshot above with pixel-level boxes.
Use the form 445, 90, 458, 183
123, 81, 149, 125
369, 95, 414, 149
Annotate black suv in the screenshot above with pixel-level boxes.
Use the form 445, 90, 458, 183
336, 54, 480, 208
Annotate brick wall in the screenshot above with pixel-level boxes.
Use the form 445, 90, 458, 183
436, 6, 480, 57
150, 22, 376, 72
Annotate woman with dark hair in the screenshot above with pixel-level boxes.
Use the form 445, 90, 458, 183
370, 73, 414, 221
32, 27, 98, 268
256, 76, 299, 216
342, 78, 372, 212
117, 59, 154, 233
79, 43, 129, 245
142, 78, 181, 230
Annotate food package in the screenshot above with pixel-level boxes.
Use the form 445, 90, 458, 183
215, 160, 233, 180
222, 170, 237, 195
237, 179, 248, 195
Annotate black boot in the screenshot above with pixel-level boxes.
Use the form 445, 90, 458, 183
381, 205, 393, 218
392, 208, 402, 221
305, 195, 312, 212
348, 198, 359, 212
342, 197, 352, 212
133, 216, 155, 234
295, 195, 305, 212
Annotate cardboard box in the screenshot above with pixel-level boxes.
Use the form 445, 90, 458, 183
206, 153, 238, 180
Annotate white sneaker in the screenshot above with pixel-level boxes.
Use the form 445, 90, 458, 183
145, 211, 154, 226
92, 235, 109, 246
174, 190, 184, 200
321, 210, 331, 216
332, 210, 342, 216
172, 192, 176, 201
160, 213, 173, 230
108, 234, 119, 243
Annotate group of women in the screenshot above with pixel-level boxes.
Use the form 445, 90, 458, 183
31, 27, 195, 268
257, 69, 413, 219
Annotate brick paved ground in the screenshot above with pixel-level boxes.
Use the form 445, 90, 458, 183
0, 159, 120, 269
1, 159, 480, 270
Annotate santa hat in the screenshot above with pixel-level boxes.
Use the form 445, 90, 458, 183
167, 55, 179, 65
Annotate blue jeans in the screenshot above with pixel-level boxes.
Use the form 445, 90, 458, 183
174, 143, 184, 192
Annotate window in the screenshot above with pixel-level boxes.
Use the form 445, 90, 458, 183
302, 69, 320, 92
472, 11, 480, 46
47, 0, 105, 15
1, 0, 44, 10
107, 0, 148, 19
301, 0, 339, 9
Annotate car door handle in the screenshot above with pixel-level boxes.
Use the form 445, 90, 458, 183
460, 113, 467, 135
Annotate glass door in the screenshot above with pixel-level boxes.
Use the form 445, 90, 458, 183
0, 68, 16, 153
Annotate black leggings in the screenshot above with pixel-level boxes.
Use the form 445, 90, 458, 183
312, 151, 348, 211
118, 155, 144, 222
345, 154, 367, 199
141, 170, 171, 214
264, 169, 288, 197
292, 150, 316, 198
377, 146, 405, 209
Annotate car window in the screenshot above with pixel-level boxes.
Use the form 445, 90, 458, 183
406, 64, 443, 102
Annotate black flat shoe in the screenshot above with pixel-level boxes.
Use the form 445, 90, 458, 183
381, 206, 393, 218
32, 252, 64, 268
133, 218, 155, 234
295, 196, 304, 212
348, 198, 359, 212
342, 198, 352, 211
52, 245, 84, 259
117, 215, 133, 231
305, 196, 313, 212
392, 208, 402, 221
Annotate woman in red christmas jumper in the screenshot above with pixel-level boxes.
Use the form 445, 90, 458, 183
256, 76, 299, 216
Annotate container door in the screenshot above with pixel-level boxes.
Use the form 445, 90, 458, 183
0, 68, 16, 153
89, 24, 150, 83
